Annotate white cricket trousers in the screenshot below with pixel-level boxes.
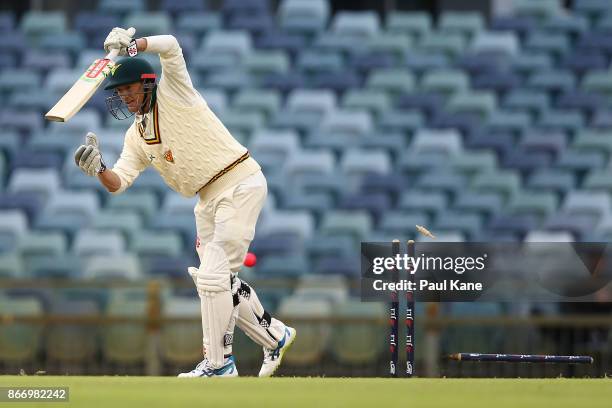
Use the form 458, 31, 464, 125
194, 170, 287, 350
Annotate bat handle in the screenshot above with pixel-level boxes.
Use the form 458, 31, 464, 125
106, 48, 120, 61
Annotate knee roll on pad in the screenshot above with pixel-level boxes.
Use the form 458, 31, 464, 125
196, 243, 232, 293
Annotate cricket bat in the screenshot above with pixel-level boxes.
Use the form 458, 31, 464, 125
45, 48, 120, 122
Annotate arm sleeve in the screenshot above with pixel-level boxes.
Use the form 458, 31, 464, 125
111, 127, 149, 194
143, 35, 200, 105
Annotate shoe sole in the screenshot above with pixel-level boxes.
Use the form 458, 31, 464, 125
259, 327, 297, 378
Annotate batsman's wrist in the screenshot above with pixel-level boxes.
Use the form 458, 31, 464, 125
97, 161, 107, 174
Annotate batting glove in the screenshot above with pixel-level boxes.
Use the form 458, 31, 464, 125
104, 27, 136, 56
74, 132, 106, 177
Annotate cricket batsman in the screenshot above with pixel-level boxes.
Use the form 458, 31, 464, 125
73, 27, 296, 377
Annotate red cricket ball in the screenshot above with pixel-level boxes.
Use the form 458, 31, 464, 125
243, 252, 257, 267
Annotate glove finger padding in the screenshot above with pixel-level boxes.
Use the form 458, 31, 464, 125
74, 145, 87, 166
86, 132, 99, 148
79, 145, 95, 168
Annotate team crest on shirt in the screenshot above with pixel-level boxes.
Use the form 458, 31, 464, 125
164, 149, 174, 163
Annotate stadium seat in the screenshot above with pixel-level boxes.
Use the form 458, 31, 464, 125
583, 170, 612, 193
448, 91, 496, 118
46, 299, 99, 370
524, 31, 570, 59
20, 11, 66, 39
202, 30, 252, 58
256, 254, 309, 277
0, 296, 42, 365
332, 11, 380, 37
233, 89, 281, 118
176, 12, 221, 36
453, 192, 504, 217
83, 254, 142, 280
320, 210, 372, 243
511, 52, 553, 75
512, 0, 562, 20
471, 31, 519, 55
278, 297, 332, 366
0, 253, 24, 279
563, 191, 611, 218
421, 69, 469, 95
73, 230, 126, 257
365, 68, 415, 96
386, 12, 432, 37
528, 70, 575, 93
103, 296, 148, 366
418, 32, 467, 57
508, 191, 559, 219
243, 50, 290, 78
123, 12, 173, 37
160, 296, 203, 367
0, 209, 27, 248
98, 0, 145, 15
472, 171, 521, 201
279, 0, 329, 34
439, 11, 484, 37
398, 190, 448, 217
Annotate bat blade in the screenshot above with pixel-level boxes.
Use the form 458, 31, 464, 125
45, 50, 119, 123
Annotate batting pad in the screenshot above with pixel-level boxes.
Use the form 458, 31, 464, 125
196, 243, 239, 368
235, 277, 287, 349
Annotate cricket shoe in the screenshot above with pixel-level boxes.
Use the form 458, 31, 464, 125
178, 356, 238, 378
258, 327, 297, 377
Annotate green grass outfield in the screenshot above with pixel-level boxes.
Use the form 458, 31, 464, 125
0, 376, 611, 408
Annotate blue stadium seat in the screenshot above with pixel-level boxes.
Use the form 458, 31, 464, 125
524, 31, 570, 59
332, 11, 380, 37
386, 12, 432, 37
416, 170, 469, 199
20, 11, 66, 39
256, 254, 309, 277
176, 12, 221, 36
520, 131, 567, 158
22, 50, 71, 73
503, 89, 550, 115
439, 11, 484, 37
123, 12, 173, 37
512, 0, 562, 20
0, 209, 27, 251
511, 52, 553, 75
488, 214, 539, 238
297, 50, 344, 73
396, 92, 445, 117
471, 31, 519, 55
98, 0, 145, 15
398, 190, 448, 217
503, 149, 553, 173
453, 192, 504, 217
473, 71, 522, 94
38, 32, 86, 56
73, 230, 126, 257
222, 0, 270, 17
313, 70, 362, 93
0, 12, 15, 32
161, 0, 207, 15
279, 0, 329, 35
83, 254, 142, 280
543, 213, 597, 240
338, 192, 391, 221
527, 169, 576, 195
418, 32, 467, 57
528, 70, 575, 93
320, 210, 372, 245
306, 235, 355, 262
320, 110, 373, 135
256, 31, 307, 58
0, 192, 43, 224
434, 212, 483, 239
